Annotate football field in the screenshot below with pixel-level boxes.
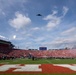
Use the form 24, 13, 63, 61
0, 58, 76, 75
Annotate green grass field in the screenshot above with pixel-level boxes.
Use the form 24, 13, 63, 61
0, 74, 76, 75
0, 58, 76, 75
0, 58, 76, 64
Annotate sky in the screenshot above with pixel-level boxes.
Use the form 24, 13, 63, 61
0, 0, 76, 49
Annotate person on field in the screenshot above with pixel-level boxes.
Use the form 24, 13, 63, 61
32, 56, 35, 61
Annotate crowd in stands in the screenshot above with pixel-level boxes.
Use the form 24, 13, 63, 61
1, 39, 75, 60
0, 48, 76, 60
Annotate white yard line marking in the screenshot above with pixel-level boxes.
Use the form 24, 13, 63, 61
45, 59, 52, 64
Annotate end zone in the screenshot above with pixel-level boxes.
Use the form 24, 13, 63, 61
0, 64, 76, 74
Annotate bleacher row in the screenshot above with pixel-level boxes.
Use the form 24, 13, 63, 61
0, 49, 76, 59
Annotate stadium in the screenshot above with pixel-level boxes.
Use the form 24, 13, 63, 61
0, 39, 76, 75
0, 0, 76, 75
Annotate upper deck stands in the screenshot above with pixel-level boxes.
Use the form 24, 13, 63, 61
0, 49, 76, 58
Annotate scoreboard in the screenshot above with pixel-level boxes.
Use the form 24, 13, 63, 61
39, 47, 47, 50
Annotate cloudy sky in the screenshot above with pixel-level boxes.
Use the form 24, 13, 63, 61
0, 0, 76, 49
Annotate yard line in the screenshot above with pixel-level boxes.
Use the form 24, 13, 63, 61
45, 59, 52, 64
